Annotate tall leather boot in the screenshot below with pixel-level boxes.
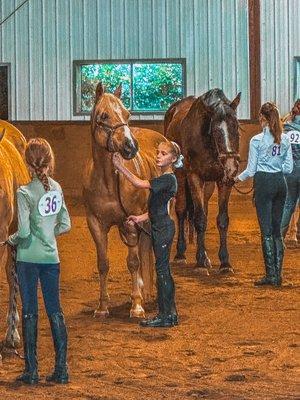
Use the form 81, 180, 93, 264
254, 235, 277, 286
16, 314, 39, 384
140, 272, 178, 328
46, 312, 69, 384
274, 236, 284, 286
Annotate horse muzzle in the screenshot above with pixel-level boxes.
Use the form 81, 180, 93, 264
119, 137, 139, 160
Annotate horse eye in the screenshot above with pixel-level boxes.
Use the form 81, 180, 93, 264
100, 112, 109, 120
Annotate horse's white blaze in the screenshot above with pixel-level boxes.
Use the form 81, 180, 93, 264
219, 121, 232, 152
124, 125, 135, 146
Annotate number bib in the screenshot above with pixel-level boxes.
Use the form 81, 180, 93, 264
286, 131, 300, 145
38, 190, 62, 217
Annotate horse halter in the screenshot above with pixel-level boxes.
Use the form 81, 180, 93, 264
210, 124, 240, 163
96, 118, 128, 152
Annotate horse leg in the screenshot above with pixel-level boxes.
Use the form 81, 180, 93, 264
4, 245, 20, 348
126, 244, 145, 319
86, 212, 110, 317
188, 173, 211, 274
217, 183, 234, 273
118, 222, 145, 318
174, 169, 188, 263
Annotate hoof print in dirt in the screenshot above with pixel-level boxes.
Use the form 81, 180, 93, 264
225, 374, 246, 382
186, 389, 213, 398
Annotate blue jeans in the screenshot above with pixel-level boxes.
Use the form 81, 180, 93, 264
17, 262, 62, 316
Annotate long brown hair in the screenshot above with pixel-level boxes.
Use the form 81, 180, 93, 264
259, 102, 282, 144
25, 138, 55, 192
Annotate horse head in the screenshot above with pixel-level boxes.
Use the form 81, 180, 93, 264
200, 89, 241, 183
91, 82, 138, 160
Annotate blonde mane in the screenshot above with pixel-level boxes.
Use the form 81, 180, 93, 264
0, 121, 30, 213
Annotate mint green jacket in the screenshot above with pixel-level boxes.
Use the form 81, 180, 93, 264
8, 177, 71, 264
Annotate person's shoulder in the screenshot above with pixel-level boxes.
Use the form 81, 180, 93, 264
48, 177, 62, 192
250, 132, 264, 143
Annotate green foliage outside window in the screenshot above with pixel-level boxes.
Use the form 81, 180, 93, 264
79, 61, 184, 113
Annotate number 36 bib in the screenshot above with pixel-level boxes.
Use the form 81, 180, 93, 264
38, 190, 62, 217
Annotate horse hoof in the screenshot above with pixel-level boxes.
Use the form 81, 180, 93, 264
5, 332, 21, 349
93, 309, 109, 318
197, 267, 210, 276
219, 266, 234, 274
173, 257, 187, 265
130, 307, 145, 319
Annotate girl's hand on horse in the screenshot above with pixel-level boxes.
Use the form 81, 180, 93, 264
126, 215, 140, 226
112, 152, 124, 170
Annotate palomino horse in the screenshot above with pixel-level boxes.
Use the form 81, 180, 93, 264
0, 121, 30, 358
164, 89, 241, 274
83, 82, 166, 318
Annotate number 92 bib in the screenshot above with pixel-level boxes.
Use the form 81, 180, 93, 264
38, 190, 62, 217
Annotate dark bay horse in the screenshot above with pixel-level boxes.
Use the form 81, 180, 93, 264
83, 82, 167, 318
0, 122, 30, 358
164, 89, 241, 274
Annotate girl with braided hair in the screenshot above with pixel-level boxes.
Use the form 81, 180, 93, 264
113, 140, 183, 327
4, 138, 71, 384
235, 102, 293, 286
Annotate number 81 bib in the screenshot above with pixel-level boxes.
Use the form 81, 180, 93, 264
38, 190, 62, 217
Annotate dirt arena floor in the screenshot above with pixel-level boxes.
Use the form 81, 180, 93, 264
0, 192, 299, 400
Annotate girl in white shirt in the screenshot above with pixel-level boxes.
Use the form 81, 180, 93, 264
236, 102, 293, 286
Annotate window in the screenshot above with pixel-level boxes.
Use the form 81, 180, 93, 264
0, 64, 10, 120
73, 59, 185, 115
295, 57, 300, 101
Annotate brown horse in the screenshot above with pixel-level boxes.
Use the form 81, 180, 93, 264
0, 121, 30, 358
83, 82, 167, 318
164, 89, 241, 274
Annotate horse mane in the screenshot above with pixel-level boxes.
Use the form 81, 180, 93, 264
200, 88, 235, 121
0, 126, 30, 211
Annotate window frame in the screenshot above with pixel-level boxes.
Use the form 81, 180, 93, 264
294, 56, 300, 101
73, 58, 187, 116
0, 63, 11, 120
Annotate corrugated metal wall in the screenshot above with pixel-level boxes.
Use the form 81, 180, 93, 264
261, 0, 300, 115
0, 0, 250, 121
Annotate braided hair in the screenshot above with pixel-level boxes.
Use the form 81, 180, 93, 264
25, 138, 55, 192
259, 102, 282, 144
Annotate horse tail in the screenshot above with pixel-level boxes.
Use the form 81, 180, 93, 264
138, 222, 155, 302
185, 178, 195, 245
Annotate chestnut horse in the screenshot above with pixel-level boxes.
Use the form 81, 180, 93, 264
0, 121, 30, 359
164, 89, 241, 274
83, 82, 167, 318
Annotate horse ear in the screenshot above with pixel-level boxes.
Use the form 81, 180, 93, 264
0, 128, 5, 142
230, 92, 241, 110
114, 84, 122, 98
95, 82, 105, 103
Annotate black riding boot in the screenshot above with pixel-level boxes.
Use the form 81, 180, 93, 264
274, 236, 284, 286
254, 235, 277, 286
140, 272, 178, 328
46, 312, 69, 384
16, 314, 39, 384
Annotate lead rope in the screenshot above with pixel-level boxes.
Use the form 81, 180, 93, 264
232, 183, 254, 195
9, 246, 24, 359
115, 169, 151, 247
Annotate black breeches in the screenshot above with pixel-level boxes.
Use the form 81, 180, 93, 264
254, 172, 287, 237
152, 220, 175, 275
